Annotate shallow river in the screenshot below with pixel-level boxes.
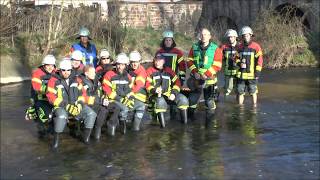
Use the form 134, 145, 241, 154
1, 68, 319, 179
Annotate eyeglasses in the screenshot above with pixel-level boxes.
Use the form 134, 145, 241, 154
61, 69, 71, 72
101, 57, 110, 60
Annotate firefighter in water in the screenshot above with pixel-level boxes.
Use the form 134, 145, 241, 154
47, 59, 97, 149
127, 51, 147, 131
146, 54, 189, 128
187, 27, 223, 120
221, 29, 240, 97
102, 53, 135, 135
155, 30, 187, 119
26, 55, 56, 138
81, 65, 120, 140
236, 26, 263, 106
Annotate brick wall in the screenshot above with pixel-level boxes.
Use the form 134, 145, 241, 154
108, 1, 203, 34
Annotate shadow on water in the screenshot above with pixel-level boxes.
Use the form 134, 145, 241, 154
1, 68, 319, 179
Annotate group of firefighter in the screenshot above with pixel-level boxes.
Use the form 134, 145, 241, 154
25, 25, 263, 149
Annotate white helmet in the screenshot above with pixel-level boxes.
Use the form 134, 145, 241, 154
162, 30, 174, 38
129, 51, 141, 62
71, 50, 83, 61
59, 59, 72, 70
99, 49, 110, 58
42, 54, 56, 65
239, 26, 253, 36
115, 53, 129, 64
225, 29, 238, 37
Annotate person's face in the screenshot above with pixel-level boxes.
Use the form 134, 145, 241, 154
228, 36, 237, 44
116, 63, 126, 73
164, 38, 173, 48
85, 67, 96, 80
242, 34, 251, 43
200, 29, 211, 44
154, 59, 165, 69
61, 69, 71, 79
72, 60, 81, 69
100, 56, 111, 65
44, 64, 55, 73
130, 61, 140, 70
80, 36, 89, 44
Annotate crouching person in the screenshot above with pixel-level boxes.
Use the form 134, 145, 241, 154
81, 65, 120, 140
103, 53, 135, 135
146, 54, 189, 128
127, 51, 147, 131
47, 59, 97, 149
27, 55, 56, 138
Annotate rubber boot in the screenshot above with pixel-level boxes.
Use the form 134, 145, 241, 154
52, 132, 59, 149
188, 108, 195, 121
94, 126, 101, 140
82, 128, 92, 144
205, 111, 215, 128
107, 125, 116, 136
37, 122, 47, 139
119, 120, 126, 134
170, 105, 176, 120
133, 118, 142, 131
180, 109, 188, 124
157, 112, 165, 128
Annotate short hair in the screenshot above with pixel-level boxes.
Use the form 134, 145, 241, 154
84, 64, 95, 72
200, 27, 211, 35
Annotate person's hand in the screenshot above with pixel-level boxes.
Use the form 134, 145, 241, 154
155, 87, 162, 94
168, 93, 176, 101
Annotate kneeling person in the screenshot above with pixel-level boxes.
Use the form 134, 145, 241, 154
82, 65, 120, 139
146, 54, 189, 128
47, 59, 97, 149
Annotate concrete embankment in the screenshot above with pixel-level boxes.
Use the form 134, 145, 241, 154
0, 55, 31, 84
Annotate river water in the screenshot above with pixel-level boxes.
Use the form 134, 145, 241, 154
1, 68, 319, 179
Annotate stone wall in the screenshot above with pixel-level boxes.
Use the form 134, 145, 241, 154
108, 1, 203, 34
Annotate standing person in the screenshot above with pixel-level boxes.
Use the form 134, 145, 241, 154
81, 65, 120, 140
127, 51, 147, 131
47, 59, 97, 149
156, 30, 187, 119
221, 29, 240, 97
187, 28, 223, 119
70, 27, 98, 67
26, 55, 56, 138
236, 26, 263, 106
156, 30, 186, 84
102, 53, 134, 135
146, 54, 189, 128
71, 50, 85, 76
95, 49, 114, 81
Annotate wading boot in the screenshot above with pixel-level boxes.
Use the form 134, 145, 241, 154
119, 120, 127, 134
157, 112, 165, 128
82, 128, 92, 144
180, 109, 188, 124
107, 125, 116, 136
52, 132, 59, 149
205, 110, 215, 128
94, 126, 102, 140
188, 108, 195, 121
133, 118, 142, 131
